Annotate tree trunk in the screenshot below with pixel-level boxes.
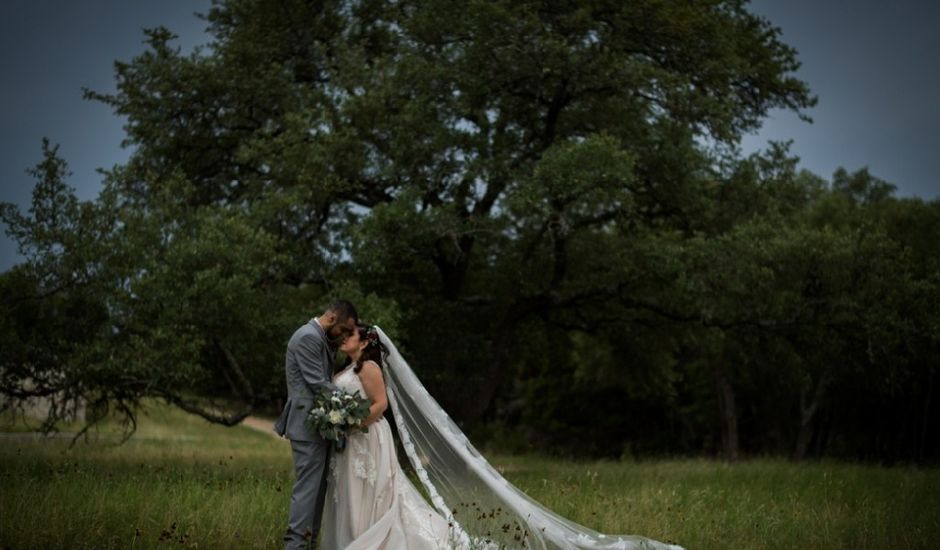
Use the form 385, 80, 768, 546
713, 365, 739, 463
465, 311, 530, 424
793, 395, 814, 461
432, 234, 474, 301
919, 362, 934, 462
794, 370, 829, 461
464, 294, 556, 425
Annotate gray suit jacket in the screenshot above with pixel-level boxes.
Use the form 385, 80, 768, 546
273, 318, 338, 441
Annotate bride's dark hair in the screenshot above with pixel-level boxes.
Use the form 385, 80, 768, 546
352, 324, 389, 374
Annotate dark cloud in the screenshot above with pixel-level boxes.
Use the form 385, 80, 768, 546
742, 0, 940, 200
0, 1, 211, 270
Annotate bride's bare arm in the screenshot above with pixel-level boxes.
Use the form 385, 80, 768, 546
358, 361, 388, 427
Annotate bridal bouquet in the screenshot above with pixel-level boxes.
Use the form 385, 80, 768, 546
305, 388, 371, 452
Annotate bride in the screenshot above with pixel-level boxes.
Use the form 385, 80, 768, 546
321, 324, 451, 548
321, 324, 683, 550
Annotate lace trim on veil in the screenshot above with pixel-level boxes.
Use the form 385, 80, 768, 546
376, 327, 683, 550
385, 382, 474, 547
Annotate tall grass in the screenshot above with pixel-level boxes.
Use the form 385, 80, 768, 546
1, 405, 293, 548
2, 404, 937, 549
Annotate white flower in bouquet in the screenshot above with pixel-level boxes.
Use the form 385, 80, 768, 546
328, 410, 343, 424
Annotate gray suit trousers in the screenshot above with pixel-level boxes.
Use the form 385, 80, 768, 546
284, 438, 331, 550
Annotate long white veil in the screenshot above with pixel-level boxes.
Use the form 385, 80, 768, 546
376, 327, 684, 550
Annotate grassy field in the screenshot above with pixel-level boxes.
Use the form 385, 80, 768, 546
1, 404, 938, 549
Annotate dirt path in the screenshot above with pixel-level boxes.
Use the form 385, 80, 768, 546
2, 415, 284, 439
242, 415, 281, 438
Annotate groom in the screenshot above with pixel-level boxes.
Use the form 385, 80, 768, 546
274, 299, 359, 550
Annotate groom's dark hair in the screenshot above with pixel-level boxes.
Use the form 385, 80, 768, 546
328, 299, 359, 324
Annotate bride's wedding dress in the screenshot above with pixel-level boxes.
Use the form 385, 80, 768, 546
321, 365, 451, 549
323, 327, 684, 550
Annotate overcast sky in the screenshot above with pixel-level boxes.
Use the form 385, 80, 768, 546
1, 0, 938, 272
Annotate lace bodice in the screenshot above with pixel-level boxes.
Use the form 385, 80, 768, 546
331, 362, 380, 490
333, 364, 365, 394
